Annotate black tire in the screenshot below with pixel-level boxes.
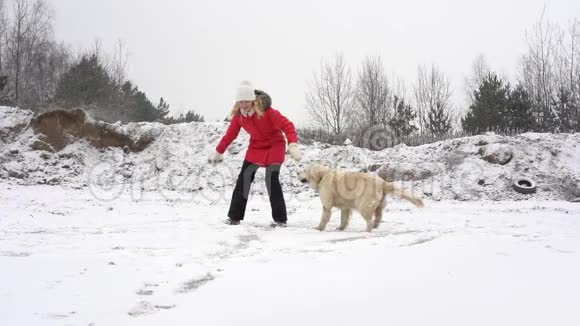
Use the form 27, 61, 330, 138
512, 177, 537, 194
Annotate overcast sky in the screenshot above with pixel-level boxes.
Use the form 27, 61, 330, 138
48, 0, 580, 126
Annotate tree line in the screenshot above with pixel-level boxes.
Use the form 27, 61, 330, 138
305, 13, 580, 149
0, 0, 203, 124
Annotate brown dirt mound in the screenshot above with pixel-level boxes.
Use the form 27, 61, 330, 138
29, 108, 153, 152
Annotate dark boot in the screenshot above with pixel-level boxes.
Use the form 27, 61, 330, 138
227, 160, 259, 221
270, 221, 287, 228
265, 164, 287, 223
224, 218, 241, 225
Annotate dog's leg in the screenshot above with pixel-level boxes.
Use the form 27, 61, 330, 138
360, 208, 374, 232
315, 206, 332, 231
373, 200, 386, 229
337, 208, 351, 231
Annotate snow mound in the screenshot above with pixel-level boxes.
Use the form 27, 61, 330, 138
0, 106, 33, 129
0, 106, 579, 201
0, 106, 32, 144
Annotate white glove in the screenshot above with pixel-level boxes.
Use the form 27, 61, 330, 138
288, 142, 302, 161
208, 151, 223, 165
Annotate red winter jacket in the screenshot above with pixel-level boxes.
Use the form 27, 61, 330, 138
216, 108, 298, 166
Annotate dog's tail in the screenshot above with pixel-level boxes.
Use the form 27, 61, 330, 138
383, 182, 424, 208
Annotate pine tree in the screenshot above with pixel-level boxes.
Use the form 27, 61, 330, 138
531, 92, 560, 132
506, 83, 535, 132
54, 54, 173, 123
157, 97, 170, 119
119, 81, 165, 122
425, 101, 452, 135
553, 87, 579, 132
388, 96, 417, 137
163, 109, 205, 124
54, 54, 113, 108
462, 73, 508, 134
183, 110, 204, 122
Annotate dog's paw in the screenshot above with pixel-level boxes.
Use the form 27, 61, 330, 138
336, 226, 346, 231
313, 226, 325, 231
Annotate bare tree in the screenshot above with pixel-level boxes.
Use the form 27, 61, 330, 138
553, 18, 580, 131
464, 54, 491, 105
355, 55, 391, 129
391, 73, 409, 100
0, 0, 9, 100
4, 0, 55, 107
109, 39, 128, 87
305, 52, 355, 135
413, 64, 454, 134
100, 39, 129, 121
0, 0, 7, 72
29, 41, 70, 105
519, 9, 560, 129
555, 19, 580, 100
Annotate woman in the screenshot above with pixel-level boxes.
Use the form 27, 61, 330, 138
208, 81, 302, 227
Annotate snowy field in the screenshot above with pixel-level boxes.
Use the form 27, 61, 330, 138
1, 183, 579, 326
2, 106, 579, 324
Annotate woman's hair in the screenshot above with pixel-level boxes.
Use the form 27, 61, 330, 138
230, 96, 268, 118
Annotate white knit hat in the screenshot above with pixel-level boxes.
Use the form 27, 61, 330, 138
235, 80, 256, 102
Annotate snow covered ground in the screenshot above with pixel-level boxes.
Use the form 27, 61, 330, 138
1, 106, 580, 325
1, 183, 579, 326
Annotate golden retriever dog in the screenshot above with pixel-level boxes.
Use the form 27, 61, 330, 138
298, 163, 424, 232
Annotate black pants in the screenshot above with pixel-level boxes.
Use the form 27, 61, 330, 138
227, 160, 287, 222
